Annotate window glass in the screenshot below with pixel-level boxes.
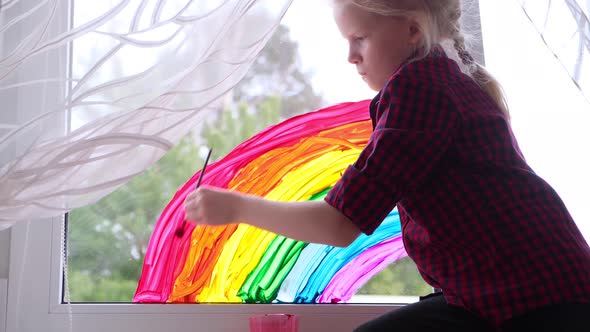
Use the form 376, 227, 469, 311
66, 0, 431, 303
67, 0, 590, 305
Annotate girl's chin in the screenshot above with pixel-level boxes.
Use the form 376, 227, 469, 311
366, 82, 381, 92
362, 76, 382, 91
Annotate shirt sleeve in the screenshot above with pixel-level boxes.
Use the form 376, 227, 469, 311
325, 71, 459, 235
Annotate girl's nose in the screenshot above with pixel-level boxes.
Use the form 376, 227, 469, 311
348, 45, 361, 64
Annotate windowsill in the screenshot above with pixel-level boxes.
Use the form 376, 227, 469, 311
41, 302, 404, 332
50, 302, 405, 315
51, 295, 418, 314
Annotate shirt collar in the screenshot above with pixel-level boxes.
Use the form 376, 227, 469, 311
368, 45, 448, 128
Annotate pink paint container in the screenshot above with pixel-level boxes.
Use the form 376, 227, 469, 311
249, 313, 299, 332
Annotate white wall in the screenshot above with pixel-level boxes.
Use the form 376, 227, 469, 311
0, 230, 8, 279
1, 230, 8, 332
0, 278, 6, 332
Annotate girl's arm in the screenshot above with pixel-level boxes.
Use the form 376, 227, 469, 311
184, 187, 361, 247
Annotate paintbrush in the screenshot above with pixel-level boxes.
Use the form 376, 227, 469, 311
176, 148, 213, 237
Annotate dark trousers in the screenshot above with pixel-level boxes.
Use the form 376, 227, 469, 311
354, 292, 590, 332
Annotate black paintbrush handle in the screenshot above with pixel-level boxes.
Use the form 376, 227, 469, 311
195, 149, 212, 189
176, 148, 213, 237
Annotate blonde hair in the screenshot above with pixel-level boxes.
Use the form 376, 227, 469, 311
334, 0, 510, 118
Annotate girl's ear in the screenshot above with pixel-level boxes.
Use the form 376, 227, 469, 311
408, 21, 423, 45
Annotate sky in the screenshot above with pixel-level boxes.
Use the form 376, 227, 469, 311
283, 0, 590, 238
282, 0, 375, 104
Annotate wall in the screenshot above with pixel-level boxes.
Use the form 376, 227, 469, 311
0, 229, 8, 332
0, 230, 9, 279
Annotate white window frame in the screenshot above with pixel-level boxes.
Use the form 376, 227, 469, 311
7, 219, 398, 331
4, 1, 486, 331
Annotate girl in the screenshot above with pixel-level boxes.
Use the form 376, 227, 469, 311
184, 0, 590, 330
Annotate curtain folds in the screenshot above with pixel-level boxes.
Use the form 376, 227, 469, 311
0, 0, 292, 228
1, 0, 587, 228
518, 0, 589, 100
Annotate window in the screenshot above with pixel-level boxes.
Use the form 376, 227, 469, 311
5, 1, 413, 331
479, 0, 590, 236
65, 0, 431, 306
6, 1, 589, 331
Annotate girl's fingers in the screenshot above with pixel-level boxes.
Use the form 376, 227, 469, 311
184, 187, 234, 225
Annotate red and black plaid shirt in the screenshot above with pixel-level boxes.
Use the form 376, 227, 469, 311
325, 52, 590, 327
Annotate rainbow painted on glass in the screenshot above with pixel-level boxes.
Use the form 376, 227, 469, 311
134, 101, 407, 304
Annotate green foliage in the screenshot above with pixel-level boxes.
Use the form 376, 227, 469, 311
357, 257, 432, 296
68, 270, 139, 303
202, 97, 282, 161
67, 136, 201, 302
234, 24, 324, 118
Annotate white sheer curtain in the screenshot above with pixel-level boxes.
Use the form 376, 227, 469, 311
1, 0, 588, 229
0, 0, 292, 228
518, 0, 589, 101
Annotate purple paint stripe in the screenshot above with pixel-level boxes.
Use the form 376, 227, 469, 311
317, 236, 407, 303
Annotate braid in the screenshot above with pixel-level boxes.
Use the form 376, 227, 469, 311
447, 9, 475, 70
453, 35, 475, 67
445, 4, 510, 119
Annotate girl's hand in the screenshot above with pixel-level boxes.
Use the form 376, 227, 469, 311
183, 187, 239, 226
